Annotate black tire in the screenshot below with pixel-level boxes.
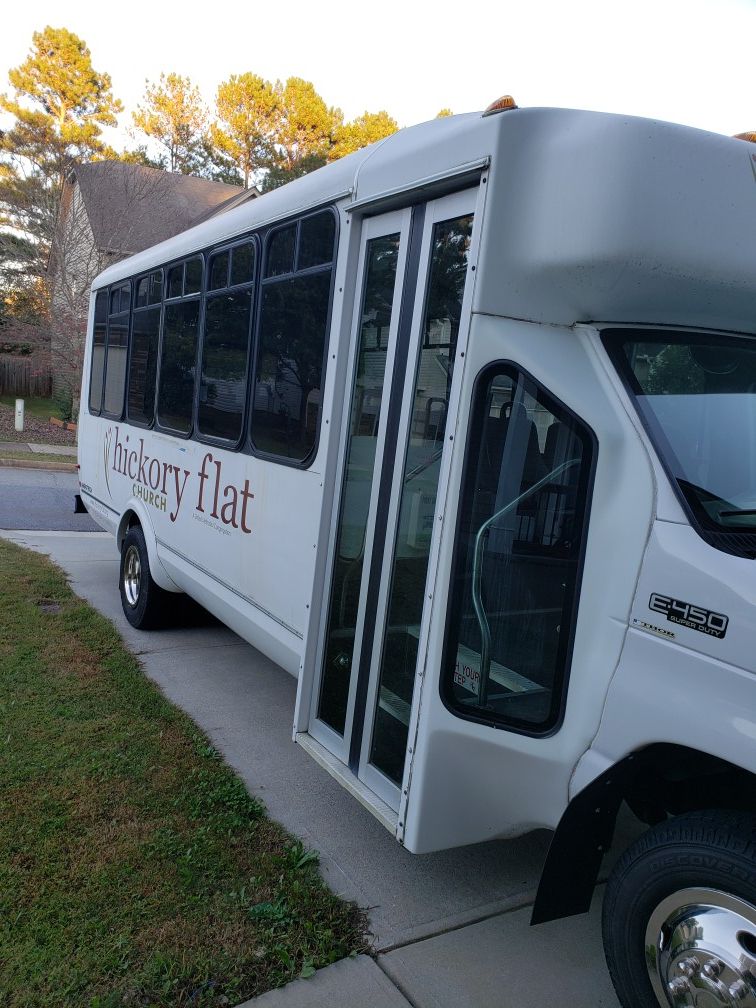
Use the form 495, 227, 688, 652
603, 810, 756, 1008
119, 525, 169, 629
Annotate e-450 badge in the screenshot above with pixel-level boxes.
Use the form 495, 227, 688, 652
649, 594, 729, 639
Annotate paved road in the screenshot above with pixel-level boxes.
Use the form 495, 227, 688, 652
0, 468, 99, 531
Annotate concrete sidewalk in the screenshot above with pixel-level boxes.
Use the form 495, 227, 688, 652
0, 440, 76, 455
2, 529, 629, 1008
0, 440, 77, 472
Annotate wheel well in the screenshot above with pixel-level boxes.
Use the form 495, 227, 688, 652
531, 744, 756, 926
116, 509, 141, 551
625, 744, 756, 824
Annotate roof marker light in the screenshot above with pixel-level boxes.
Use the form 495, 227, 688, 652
733, 132, 756, 143
482, 95, 518, 117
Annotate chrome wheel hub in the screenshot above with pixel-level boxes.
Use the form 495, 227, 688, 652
646, 888, 756, 1007
123, 545, 141, 607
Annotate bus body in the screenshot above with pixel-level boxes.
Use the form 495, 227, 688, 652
79, 106, 756, 1008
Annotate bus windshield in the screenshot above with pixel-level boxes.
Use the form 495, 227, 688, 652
606, 330, 756, 533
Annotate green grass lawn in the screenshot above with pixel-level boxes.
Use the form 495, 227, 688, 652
0, 451, 76, 464
0, 395, 56, 420
0, 538, 368, 1007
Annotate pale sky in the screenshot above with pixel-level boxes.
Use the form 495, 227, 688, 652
2, 0, 755, 149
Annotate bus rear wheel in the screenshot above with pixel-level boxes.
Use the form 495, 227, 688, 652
119, 525, 169, 629
603, 810, 756, 1008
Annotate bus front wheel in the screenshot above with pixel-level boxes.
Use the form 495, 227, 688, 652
119, 525, 169, 630
603, 810, 756, 1007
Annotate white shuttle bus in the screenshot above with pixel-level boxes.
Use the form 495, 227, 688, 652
78, 102, 756, 1008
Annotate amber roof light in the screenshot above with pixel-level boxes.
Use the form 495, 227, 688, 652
733, 132, 756, 143
482, 95, 518, 117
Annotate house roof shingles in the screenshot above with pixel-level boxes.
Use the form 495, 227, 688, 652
72, 162, 249, 256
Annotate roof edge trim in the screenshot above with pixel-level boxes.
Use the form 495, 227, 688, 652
346, 156, 490, 213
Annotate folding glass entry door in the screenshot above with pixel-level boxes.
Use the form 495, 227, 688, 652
308, 190, 478, 811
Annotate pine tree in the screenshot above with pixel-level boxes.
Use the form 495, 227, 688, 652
0, 26, 122, 271
132, 73, 209, 175
211, 73, 278, 188
330, 110, 399, 160
271, 78, 341, 175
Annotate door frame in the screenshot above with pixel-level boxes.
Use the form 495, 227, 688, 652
356, 187, 484, 809
296, 179, 489, 817
305, 206, 414, 765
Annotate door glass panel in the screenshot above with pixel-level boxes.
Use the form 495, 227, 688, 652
317, 234, 401, 735
369, 213, 473, 785
442, 366, 594, 732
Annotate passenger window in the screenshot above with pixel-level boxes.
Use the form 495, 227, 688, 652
199, 289, 253, 441
148, 270, 163, 305
251, 211, 336, 462
230, 242, 255, 286
442, 366, 594, 733
88, 290, 108, 414
298, 212, 336, 270
265, 224, 296, 277
252, 272, 331, 460
136, 276, 149, 309
184, 257, 203, 294
128, 280, 162, 426
209, 251, 229, 291
167, 264, 183, 299
103, 282, 131, 417
157, 300, 200, 433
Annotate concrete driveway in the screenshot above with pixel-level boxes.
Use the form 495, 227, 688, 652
1, 526, 630, 1007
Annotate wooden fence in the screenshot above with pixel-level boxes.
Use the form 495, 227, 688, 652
0, 357, 53, 398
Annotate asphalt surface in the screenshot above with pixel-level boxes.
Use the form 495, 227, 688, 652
0, 468, 99, 531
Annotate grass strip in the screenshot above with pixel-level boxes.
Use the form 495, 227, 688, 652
0, 452, 76, 465
0, 395, 57, 420
0, 538, 368, 1007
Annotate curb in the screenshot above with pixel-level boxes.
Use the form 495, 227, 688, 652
0, 458, 77, 472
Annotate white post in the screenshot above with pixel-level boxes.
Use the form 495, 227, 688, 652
14, 398, 24, 432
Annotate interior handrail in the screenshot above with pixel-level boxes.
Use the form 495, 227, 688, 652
471, 458, 581, 706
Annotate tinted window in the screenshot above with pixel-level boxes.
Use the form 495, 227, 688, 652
252, 272, 331, 460
109, 283, 129, 314
184, 257, 203, 294
442, 366, 593, 733
88, 290, 108, 414
103, 283, 131, 417
157, 300, 200, 433
136, 270, 162, 309
209, 251, 229, 291
230, 242, 255, 286
136, 276, 149, 309
265, 224, 296, 277
298, 212, 336, 270
198, 289, 253, 441
148, 270, 163, 305
128, 305, 161, 425
167, 264, 183, 299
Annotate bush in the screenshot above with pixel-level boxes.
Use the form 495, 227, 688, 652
53, 385, 73, 423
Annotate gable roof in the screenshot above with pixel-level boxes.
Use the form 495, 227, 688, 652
71, 161, 247, 256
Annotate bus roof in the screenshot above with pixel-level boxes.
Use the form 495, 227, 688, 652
93, 107, 756, 335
